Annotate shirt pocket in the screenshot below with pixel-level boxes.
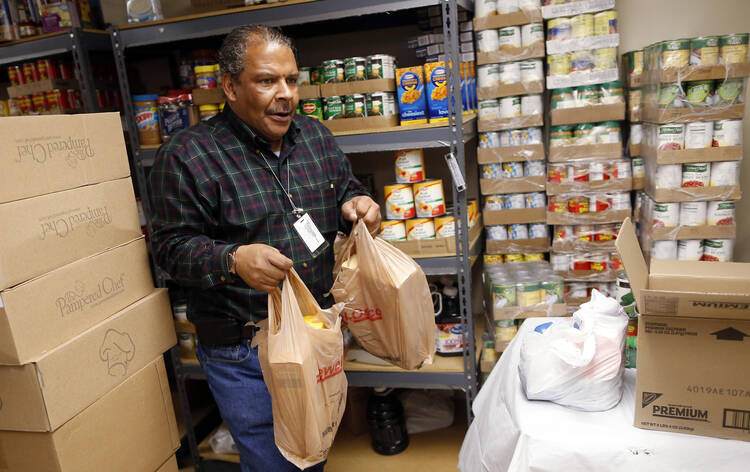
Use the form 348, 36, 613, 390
298, 180, 339, 238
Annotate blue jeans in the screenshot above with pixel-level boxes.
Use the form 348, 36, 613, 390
196, 340, 326, 472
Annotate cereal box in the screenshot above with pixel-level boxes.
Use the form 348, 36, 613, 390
424, 61, 449, 124
396, 65, 428, 125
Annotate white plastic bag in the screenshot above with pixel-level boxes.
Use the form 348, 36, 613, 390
208, 424, 238, 455
518, 289, 629, 411
399, 390, 455, 434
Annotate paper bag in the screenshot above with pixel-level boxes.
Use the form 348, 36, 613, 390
331, 220, 436, 370
254, 269, 347, 469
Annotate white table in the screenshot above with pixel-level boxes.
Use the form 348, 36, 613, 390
459, 318, 750, 472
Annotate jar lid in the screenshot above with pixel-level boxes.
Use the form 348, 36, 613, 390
132, 94, 158, 102
195, 65, 215, 73
199, 104, 219, 111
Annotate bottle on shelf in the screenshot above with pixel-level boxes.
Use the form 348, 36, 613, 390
366, 387, 409, 455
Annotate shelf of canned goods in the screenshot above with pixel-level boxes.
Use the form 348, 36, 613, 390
111, 1, 480, 469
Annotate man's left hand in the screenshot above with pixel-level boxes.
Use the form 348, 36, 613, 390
342, 196, 381, 235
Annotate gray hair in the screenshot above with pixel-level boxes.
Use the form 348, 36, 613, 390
217, 25, 296, 81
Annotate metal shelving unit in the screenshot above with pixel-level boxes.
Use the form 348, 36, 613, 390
111, 1, 477, 469
0, 28, 110, 113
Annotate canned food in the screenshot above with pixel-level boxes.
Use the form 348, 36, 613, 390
630, 123, 643, 145
658, 82, 684, 108
690, 36, 719, 66
8, 65, 23, 86
550, 253, 571, 271
679, 201, 707, 226
507, 193, 526, 209
574, 123, 595, 145
609, 253, 623, 271
549, 125, 573, 147
625, 50, 644, 77
548, 53, 571, 76
345, 94, 367, 118
589, 254, 608, 272
589, 194, 610, 212
551, 87, 575, 110
593, 47, 616, 71
548, 195, 567, 213
596, 121, 621, 144
600, 81, 624, 104
477, 29, 500, 52
593, 10, 617, 36
298, 67, 311, 85
366, 91, 397, 116
684, 121, 713, 149
525, 127, 543, 144
609, 192, 631, 211
720, 33, 749, 64
677, 240, 704, 261
22, 62, 39, 83
571, 50, 594, 72
310, 67, 322, 84
507, 129, 526, 146
476, 0, 498, 16
571, 255, 590, 271
588, 161, 605, 181
547, 17, 572, 41
478, 98, 500, 120
394, 149, 425, 183
548, 163, 567, 183
575, 224, 594, 241
595, 224, 616, 241
685, 80, 714, 106
521, 94, 543, 115
520, 59, 544, 82
657, 124, 685, 150
652, 202, 680, 227
344, 56, 367, 81
701, 239, 734, 262
482, 164, 502, 179
36, 59, 54, 80
528, 223, 548, 239
499, 96, 521, 118
32, 92, 47, 112
516, 281, 542, 307
405, 218, 436, 240
366, 54, 396, 79
484, 254, 505, 265
479, 131, 501, 148
651, 240, 678, 260
707, 201, 735, 226
499, 130, 512, 146
380, 220, 407, 242
485, 195, 506, 211
499, 62, 521, 85
492, 282, 517, 307
681, 163, 710, 188
709, 161, 739, 186
611, 160, 631, 179
501, 162, 523, 178
18, 95, 32, 115
631, 157, 645, 178
523, 253, 544, 262
435, 216, 455, 238
568, 196, 589, 214
578, 85, 600, 106
323, 96, 345, 120
567, 282, 588, 298
468, 199, 480, 227
570, 14, 594, 38
716, 78, 744, 105
495, 319, 518, 341
300, 98, 323, 120
541, 277, 565, 303
384, 183, 416, 219
524, 160, 545, 177
521, 23, 544, 46
712, 119, 743, 147
413, 179, 446, 217
322, 59, 339, 83
477, 64, 501, 88
499, 26, 522, 50
487, 224, 509, 240
661, 39, 690, 68
525, 192, 546, 209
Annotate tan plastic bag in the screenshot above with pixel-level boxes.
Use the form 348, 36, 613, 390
331, 220, 436, 370
253, 269, 347, 470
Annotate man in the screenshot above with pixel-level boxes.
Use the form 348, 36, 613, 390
148, 25, 380, 471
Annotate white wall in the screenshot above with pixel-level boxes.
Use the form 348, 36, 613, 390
617, 0, 750, 261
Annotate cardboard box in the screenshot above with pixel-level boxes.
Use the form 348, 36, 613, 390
633, 176, 645, 190
493, 303, 568, 321
0, 178, 142, 290
477, 144, 545, 163
0, 238, 154, 365
645, 224, 737, 241
546, 68, 619, 89
546, 33, 619, 55
191, 87, 225, 105
486, 237, 549, 254
473, 7, 542, 31
549, 102, 625, 126
615, 217, 750, 442
478, 113, 543, 132
320, 79, 395, 97
321, 115, 399, 134
6, 78, 79, 98
546, 208, 630, 225
552, 239, 616, 253
156, 455, 179, 472
298, 84, 321, 100
642, 104, 744, 124
389, 219, 482, 258
657, 62, 750, 83
630, 143, 641, 157
0, 357, 180, 470
548, 142, 623, 161
644, 184, 741, 203
541, 0, 615, 19
476, 42, 545, 66
484, 208, 546, 225
477, 80, 544, 100
556, 269, 617, 282
480, 176, 545, 195
0, 113, 130, 204
546, 177, 632, 195
641, 143, 743, 165
0, 289, 176, 432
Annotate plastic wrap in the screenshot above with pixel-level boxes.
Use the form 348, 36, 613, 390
637, 192, 736, 241
541, 0, 615, 19
518, 289, 628, 411
642, 156, 741, 202
546, 191, 631, 225
486, 261, 567, 323
550, 251, 621, 281
551, 223, 620, 252
546, 158, 632, 194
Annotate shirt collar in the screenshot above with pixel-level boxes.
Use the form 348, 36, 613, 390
222, 102, 300, 153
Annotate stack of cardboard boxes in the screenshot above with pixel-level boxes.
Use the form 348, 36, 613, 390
0, 113, 180, 471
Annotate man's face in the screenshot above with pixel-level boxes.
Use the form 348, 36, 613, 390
224, 40, 299, 150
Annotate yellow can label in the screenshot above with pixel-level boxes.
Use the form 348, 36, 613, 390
405, 218, 436, 240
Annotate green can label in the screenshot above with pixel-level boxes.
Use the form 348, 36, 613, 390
541, 280, 564, 304
717, 78, 744, 104
344, 94, 366, 118
492, 283, 517, 307
720, 33, 749, 46
323, 96, 344, 120
323, 60, 339, 83
686, 80, 713, 105
300, 98, 323, 120
658, 82, 681, 108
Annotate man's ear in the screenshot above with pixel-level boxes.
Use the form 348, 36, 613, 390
223, 74, 238, 102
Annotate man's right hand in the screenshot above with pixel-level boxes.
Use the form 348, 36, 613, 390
233, 244, 293, 293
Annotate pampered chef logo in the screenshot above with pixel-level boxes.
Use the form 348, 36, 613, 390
15, 136, 95, 167
643, 393, 709, 422
39, 205, 112, 240
99, 329, 135, 377
56, 274, 126, 317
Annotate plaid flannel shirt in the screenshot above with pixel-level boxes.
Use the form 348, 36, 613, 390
148, 105, 368, 324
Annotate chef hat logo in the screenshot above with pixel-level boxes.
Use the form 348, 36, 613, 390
99, 329, 136, 377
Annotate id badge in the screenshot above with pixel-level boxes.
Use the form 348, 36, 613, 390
293, 212, 329, 257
